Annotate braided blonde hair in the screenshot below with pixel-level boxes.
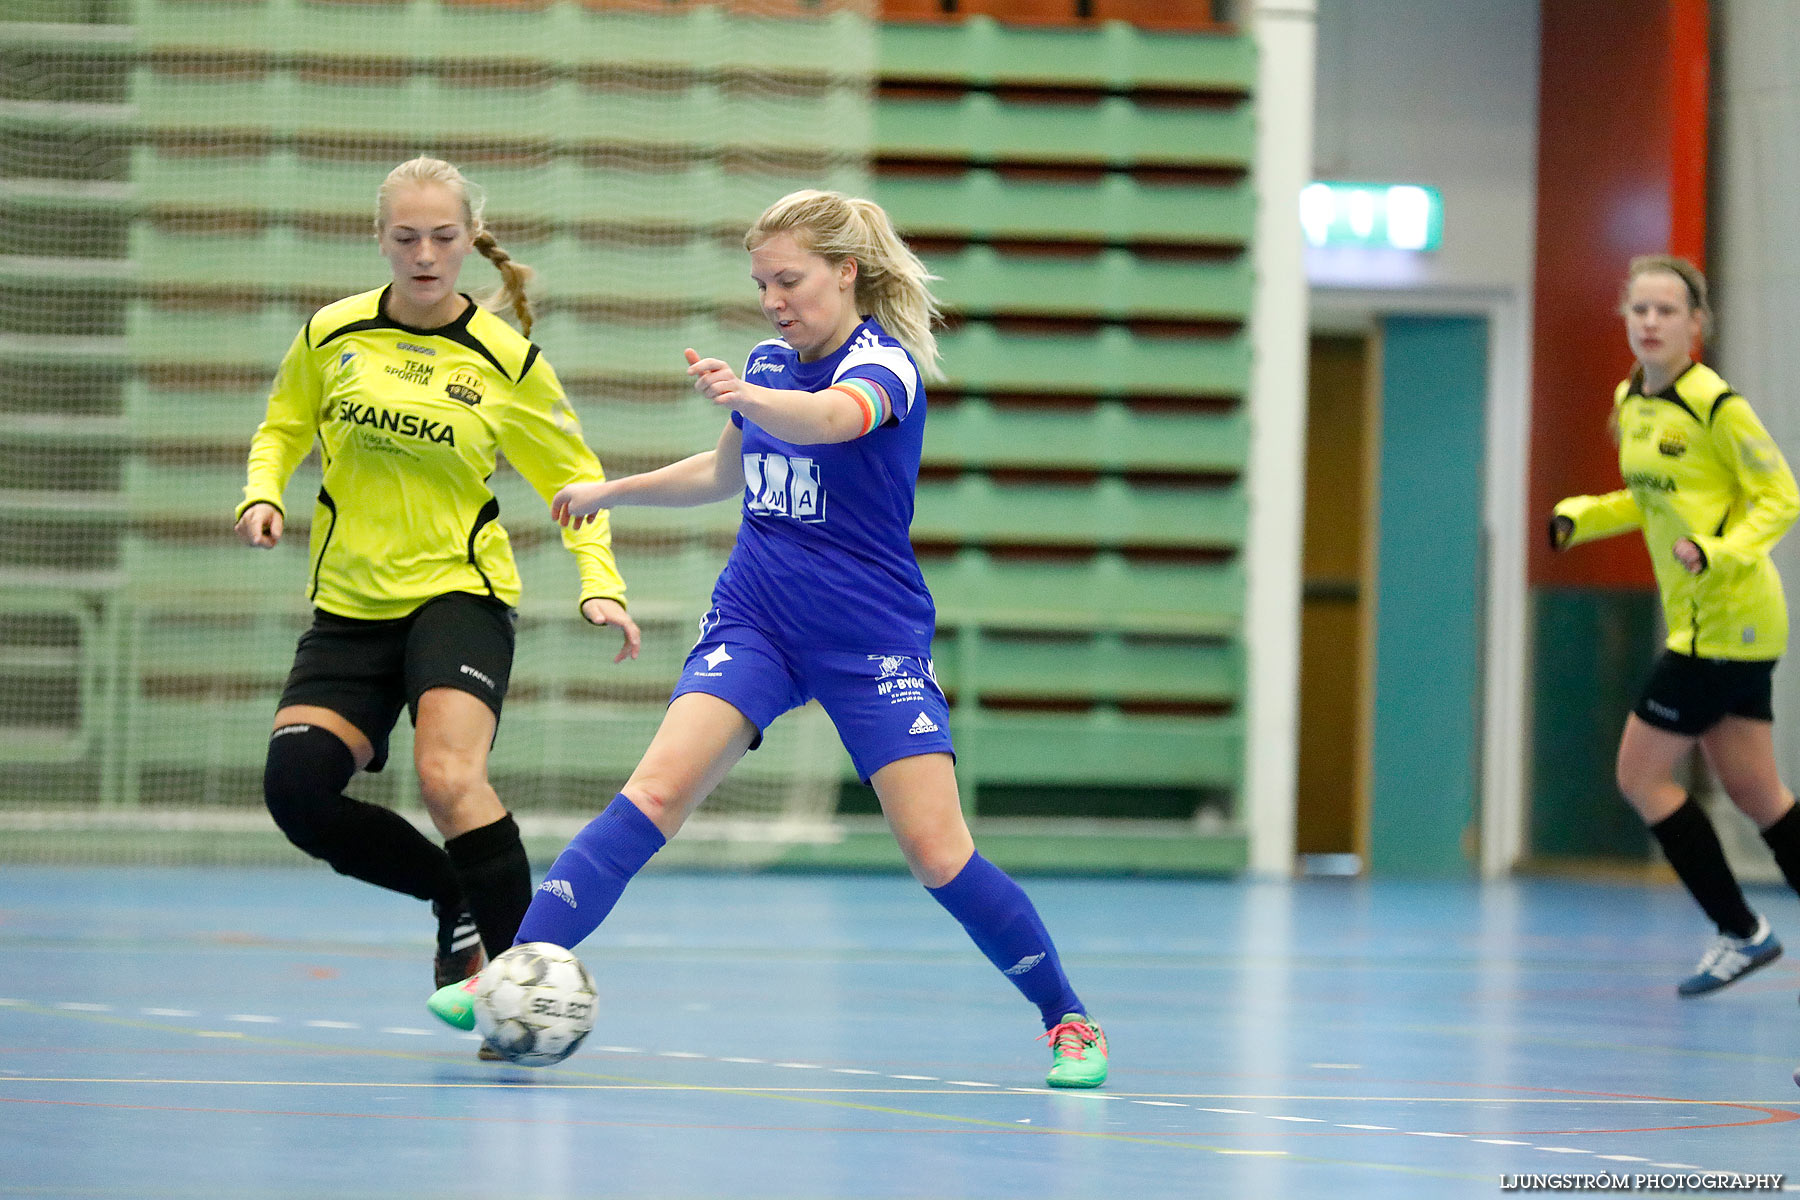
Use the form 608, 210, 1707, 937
746, 189, 943, 379
375, 157, 538, 336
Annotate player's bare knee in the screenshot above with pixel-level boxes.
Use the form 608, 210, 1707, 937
415, 749, 483, 811
619, 780, 684, 827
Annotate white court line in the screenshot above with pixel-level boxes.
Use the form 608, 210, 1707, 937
31, 987, 1782, 1186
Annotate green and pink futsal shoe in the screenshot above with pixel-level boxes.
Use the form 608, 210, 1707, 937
427, 974, 479, 1032
1042, 1013, 1108, 1088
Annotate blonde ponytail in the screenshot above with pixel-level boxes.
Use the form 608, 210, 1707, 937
376, 156, 538, 336
472, 229, 537, 338
746, 189, 943, 379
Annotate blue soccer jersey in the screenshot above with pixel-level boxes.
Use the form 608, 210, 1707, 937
710, 318, 935, 655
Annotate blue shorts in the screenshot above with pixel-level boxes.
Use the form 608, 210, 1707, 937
670, 608, 954, 782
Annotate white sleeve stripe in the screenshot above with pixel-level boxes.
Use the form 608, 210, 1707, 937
834, 344, 919, 416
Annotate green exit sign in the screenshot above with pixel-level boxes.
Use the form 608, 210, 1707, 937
1301, 182, 1443, 251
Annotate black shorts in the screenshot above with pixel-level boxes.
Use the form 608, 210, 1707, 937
1633, 650, 1776, 736
277, 591, 516, 771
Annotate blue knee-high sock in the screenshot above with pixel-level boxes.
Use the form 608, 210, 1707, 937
927, 852, 1084, 1029
514, 794, 666, 949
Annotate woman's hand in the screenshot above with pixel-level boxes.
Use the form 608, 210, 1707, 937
686, 348, 750, 410
236, 502, 283, 548
1672, 537, 1707, 575
552, 481, 618, 529
581, 597, 642, 663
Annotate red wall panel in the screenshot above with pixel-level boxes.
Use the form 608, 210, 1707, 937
1528, 0, 1709, 588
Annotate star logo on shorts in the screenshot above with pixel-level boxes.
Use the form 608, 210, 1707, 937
703, 645, 732, 670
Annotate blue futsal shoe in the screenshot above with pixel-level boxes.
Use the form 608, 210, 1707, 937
1677, 915, 1781, 997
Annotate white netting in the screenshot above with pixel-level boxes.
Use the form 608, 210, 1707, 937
0, 0, 874, 862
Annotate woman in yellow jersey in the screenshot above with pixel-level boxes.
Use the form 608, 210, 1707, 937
1552, 254, 1800, 996
233, 158, 640, 1007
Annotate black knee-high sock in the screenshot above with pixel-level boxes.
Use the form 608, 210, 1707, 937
445, 813, 532, 957
1759, 804, 1800, 898
1650, 798, 1758, 938
265, 725, 461, 908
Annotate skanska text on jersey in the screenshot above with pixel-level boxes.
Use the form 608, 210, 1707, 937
334, 400, 456, 446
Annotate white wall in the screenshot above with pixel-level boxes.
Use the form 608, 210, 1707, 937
1711, 1, 1800, 878
1309, 0, 1541, 296
1304, 0, 1540, 874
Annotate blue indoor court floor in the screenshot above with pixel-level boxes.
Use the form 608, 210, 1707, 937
1, 866, 1797, 1200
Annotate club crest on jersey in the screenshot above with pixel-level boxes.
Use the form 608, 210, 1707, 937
446, 367, 484, 406
1658, 430, 1688, 458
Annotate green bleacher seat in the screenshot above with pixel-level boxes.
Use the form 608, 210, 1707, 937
922, 398, 1246, 474
130, 0, 875, 80
922, 549, 1241, 637
912, 475, 1243, 550
130, 67, 868, 156
925, 243, 1251, 321
954, 708, 1241, 788
876, 92, 1252, 169
877, 169, 1253, 247
877, 15, 1255, 93
128, 225, 746, 308
935, 323, 1249, 397
931, 629, 1237, 705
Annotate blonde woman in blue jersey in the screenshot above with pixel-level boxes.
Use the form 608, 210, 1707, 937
1552, 255, 1800, 996
429, 189, 1108, 1087
234, 158, 640, 1012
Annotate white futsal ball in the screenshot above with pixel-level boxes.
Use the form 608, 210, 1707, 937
472, 942, 598, 1067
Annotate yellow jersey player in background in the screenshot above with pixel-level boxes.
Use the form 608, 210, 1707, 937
1552, 254, 1800, 997
233, 158, 639, 1041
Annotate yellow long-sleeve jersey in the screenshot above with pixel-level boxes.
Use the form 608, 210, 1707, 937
237, 287, 625, 620
1554, 361, 1798, 660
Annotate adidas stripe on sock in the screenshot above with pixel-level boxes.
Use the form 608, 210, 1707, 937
514, 794, 666, 949
928, 851, 1084, 1030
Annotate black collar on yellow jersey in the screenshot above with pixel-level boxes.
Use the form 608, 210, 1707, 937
308, 286, 523, 382
1625, 360, 1735, 427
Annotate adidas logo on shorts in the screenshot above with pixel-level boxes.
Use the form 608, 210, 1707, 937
539, 878, 577, 909
908, 712, 939, 735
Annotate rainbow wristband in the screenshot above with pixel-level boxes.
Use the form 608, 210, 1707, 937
830, 378, 892, 438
